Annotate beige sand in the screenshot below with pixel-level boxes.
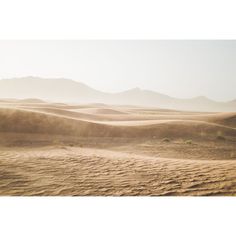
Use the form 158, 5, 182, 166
0, 100, 235, 196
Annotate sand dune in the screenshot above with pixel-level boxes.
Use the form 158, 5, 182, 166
0, 107, 235, 139
208, 113, 236, 128
89, 108, 127, 115
0, 100, 236, 196
17, 98, 46, 103
1, 147, 236, 196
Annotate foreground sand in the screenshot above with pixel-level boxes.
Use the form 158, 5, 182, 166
0, 99, 236, 196
1, 146, 236, 196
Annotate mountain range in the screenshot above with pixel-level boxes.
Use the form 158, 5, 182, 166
0, 77, 235, 112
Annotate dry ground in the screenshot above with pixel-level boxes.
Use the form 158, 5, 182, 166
0, 99, 235, 196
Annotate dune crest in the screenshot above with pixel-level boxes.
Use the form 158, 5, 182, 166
0, 100, 236, 196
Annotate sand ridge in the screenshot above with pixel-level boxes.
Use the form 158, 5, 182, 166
1, 147, 236, 196
0, 99, 236, 196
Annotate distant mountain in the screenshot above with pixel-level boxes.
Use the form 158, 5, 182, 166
229, 99, 236, 106
0, 77, 235, 112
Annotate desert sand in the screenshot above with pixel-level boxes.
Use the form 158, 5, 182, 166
0, 99, 236, 196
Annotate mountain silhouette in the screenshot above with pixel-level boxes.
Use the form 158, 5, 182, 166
0, 76, 235, 112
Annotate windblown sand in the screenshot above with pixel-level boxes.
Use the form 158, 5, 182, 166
0, 100, 235, 196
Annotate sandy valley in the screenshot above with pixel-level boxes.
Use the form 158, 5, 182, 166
0, 99, 236, 196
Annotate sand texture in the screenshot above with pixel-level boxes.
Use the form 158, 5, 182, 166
0, 100, 236, 196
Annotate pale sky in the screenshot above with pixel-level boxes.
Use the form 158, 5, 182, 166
0, 40, 235, 101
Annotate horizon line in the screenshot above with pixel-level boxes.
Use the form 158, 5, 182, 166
0, 76, 235, 103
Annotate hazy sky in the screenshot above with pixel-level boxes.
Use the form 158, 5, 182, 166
0, 40, 235, 101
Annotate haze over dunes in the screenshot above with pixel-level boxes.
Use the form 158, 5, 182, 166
0, 77, 236, 112
0, 99, 236, 196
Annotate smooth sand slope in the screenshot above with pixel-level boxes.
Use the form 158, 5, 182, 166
0, 99, 236, 196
